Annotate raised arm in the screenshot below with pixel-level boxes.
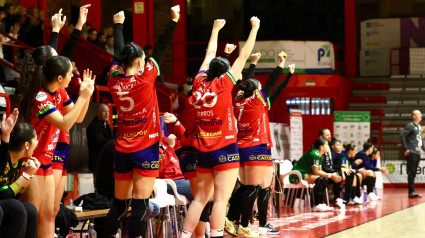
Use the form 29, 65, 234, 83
268, 64, 294, 105
113, 11, 125, 60
220, 43, 237, 59
1, 108, 19, 143
151, 5, 180, 65
198, 19, 226, 72
61, 5, 90, 58
49, 8, 66, 50
263, 51, 286, 95
245, 52, 261, 79
228, 17, 260, 80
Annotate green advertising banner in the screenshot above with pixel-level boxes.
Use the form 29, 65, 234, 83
333, 111, 371, 150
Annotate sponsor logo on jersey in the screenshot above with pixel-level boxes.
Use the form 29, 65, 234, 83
151, 161, 159, 169
196, 119, 222, 127
227, 154, 240, 162
249, 155, 256, 161
225, 135, 235, 139
197, 110, 214, 117
36, 92, 48, 102
38, 101, 53, 111
146, 62, 153, 71
120, 130, 147, 139
119, 117, 148, 126
149, 132, 159, 139
198, 131, 222, 138
238, 128, 254, 133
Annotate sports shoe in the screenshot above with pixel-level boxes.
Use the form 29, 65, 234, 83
353, 196, 363, 204
313, 203, 333, 212
237, 226, 259, 237
409, 192, 423, 198
224, 217, 239, 237
368, 193, 381, 201
346, 199, 361, 206
258, 223, 280, 235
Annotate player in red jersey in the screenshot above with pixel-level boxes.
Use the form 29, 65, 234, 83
239, 52, 295, 235
103, 7, 179, 238
19, 55, 94, 238
180, 17, 260, 238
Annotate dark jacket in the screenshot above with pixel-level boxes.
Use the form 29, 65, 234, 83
86, 117, 114, 171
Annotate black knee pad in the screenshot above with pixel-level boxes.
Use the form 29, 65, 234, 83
258, 187, 270, 204
104, 198, 131, 237
129, 198, 149, 238
200, 200, 213, 222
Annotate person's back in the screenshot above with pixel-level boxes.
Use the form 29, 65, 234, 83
95, 139, 115, 200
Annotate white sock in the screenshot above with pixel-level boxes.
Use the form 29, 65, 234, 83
180, 230, 192, 238
211, 229, 224, 237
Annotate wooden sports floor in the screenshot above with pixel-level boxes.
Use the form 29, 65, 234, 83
225, 188, 425, 238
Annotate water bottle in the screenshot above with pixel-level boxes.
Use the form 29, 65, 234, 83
66, 227, 77, 238
66, 199, 75, 210
363, 186, 368, 203
88, 223, 97, 238
55, 227, 63, 238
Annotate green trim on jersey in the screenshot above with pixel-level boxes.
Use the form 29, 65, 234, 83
226, 71, 237, 85
36, 105, 55, 117
110, 70, 122, 79
150, 57, 161, 76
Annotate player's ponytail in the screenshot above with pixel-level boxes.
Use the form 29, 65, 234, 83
239, 78, 260, 98
207, 57, 230, 81
118, 42, 144, 66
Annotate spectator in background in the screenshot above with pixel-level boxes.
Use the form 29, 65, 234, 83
400, 110, 425, 198
105, 35, 114, 55
144, 44, 153, 58
13, 5, 26, 25
81, 30, 88, 39
3, 3, 15, 32
96, 30, 106, 49
82, 22, 91, 31
87, 28, 97, 44
86, 103, 114, 174
105, 26, 113, 36
38, 9, 44, 22
18, 6, 43, 48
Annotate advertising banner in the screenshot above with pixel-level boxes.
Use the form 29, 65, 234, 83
382, 160, 425, 184
269, 123, 290, 161
238, 40, 334, 74
333, 111, 370, 151
289, 109, 303, 161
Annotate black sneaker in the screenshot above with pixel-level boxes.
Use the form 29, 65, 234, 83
258, 223, 280, 235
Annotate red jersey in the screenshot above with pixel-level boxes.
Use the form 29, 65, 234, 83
191, 71, 237, 152
108, 59, 161, 153
58, 131, 70, 144
158, 137, 184, 180
31, 88, 72, 164
234, 89, 268, 148
173, 99, 198, 148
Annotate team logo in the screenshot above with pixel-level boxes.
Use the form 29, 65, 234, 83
249, 155, 256, 161
36, 92, 48, 102
219, 155, 227, 163
142, 161, 150, 169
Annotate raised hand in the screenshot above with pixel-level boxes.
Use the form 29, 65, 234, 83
75, 4, 91, 30
288, 64, 295, 74
1, 108, 19, 140
51, 8, 66, 33
79, 69, 95, 99
250, 16, 260, 29
171, 5, 180, 22
113, 11, 125, 24
224, 43, 237, 55
163, 112, 178, 124
250, 52, 261, 64
213, 19, 226, 31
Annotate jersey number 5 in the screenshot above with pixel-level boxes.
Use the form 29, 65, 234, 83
117, 91, 135, 112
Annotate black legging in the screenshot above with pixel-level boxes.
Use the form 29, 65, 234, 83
0, 199, 38, 238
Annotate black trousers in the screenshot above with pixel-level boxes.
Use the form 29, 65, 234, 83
406, 153, 421, 194
0, 199, 38, 238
